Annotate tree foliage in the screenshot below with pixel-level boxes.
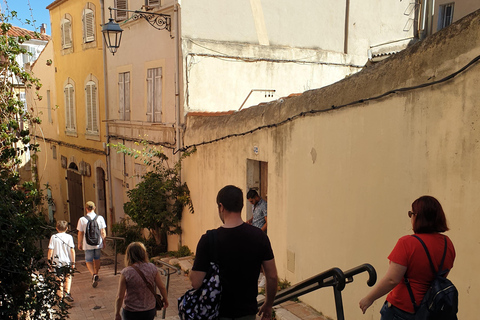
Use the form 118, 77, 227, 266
0, 11, 71, 319
111, 141, 194, 252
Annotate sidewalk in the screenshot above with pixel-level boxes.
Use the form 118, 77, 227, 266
60, 245, 321, 320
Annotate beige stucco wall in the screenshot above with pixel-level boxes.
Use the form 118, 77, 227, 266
181, 10, 480, 320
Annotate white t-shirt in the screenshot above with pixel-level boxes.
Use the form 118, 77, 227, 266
48, 232, 75, 266
77, 211, 107, 250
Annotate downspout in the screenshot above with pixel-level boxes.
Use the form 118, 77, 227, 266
100, 0, 114, 230
420, 0, 428, 39
344, 0, 350, 54
174, 1, 183, 247
174, 2, 181, 155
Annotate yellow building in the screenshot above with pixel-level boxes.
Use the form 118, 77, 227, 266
33, 0, 110, 230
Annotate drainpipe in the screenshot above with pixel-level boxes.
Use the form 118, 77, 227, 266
420, 0, 428, 39
174, 1, 182, 247
174, 2, 181, 156
101, 0, 114, 230
344, 0, 350, 54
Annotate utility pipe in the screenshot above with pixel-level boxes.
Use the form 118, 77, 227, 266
100, 0, 114, 229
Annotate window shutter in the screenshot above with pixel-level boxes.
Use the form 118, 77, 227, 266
124, 72, 130, 120
64, 86, 70, 129
148, 0, 161, 6
115, 0, 128, 21
65, 85, 75, 131
69, 86, 75, 130
154, 68, 162, 123
86, 84, 93, 132
92, 85, 98, 132
146, 69, 154, 122
86, 82, 98, 133
118, 73, 125, 120
84, 9, 95, 43
63, 19, 72, 49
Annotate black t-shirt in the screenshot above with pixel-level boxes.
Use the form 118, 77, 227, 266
192, 223, 274, 318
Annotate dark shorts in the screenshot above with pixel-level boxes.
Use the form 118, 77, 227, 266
380, 301, 415, 320
122, 308, 156, 320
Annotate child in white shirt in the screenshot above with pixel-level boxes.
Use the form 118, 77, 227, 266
48, 220, 75, 302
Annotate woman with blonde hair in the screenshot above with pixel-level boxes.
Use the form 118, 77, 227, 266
115, 242, 169, 320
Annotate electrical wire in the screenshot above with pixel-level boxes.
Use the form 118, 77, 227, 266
174, 53, 480, 154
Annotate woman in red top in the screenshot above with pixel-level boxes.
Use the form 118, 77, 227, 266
359, 196, 455, 319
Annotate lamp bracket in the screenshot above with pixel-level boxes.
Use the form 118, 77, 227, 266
109, 7, 171, 32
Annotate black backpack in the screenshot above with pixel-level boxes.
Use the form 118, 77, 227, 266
85, 215, 101, 246
405, 235, 458, 320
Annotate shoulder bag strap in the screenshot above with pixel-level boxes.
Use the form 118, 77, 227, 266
405, 235, 448, 311
207, 229, 219, 264
132, 264, 157, 297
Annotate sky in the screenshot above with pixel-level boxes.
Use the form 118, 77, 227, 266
2, 0, 52, 35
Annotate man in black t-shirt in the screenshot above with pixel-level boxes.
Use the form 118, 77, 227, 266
190, 185, 278, 320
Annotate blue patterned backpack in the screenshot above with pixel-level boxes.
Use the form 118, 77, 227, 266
178, 230, 222, 320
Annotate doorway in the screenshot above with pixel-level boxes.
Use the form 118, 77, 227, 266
67, 163, 83, 230
246, 159, 268, 221
96, 167, 107, 227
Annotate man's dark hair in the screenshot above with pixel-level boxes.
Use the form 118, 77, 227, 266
246, 189, 259, 200
217, 185, 244, 213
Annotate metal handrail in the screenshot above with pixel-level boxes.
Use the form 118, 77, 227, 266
257, 263, 376, 320
104, 236, 126, 275
154, 259, 182, 319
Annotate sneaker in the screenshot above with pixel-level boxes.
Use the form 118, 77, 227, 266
92, 274, 99, 288
64, 293, 74, 302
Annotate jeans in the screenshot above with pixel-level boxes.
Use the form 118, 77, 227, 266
380, 301, 416, 320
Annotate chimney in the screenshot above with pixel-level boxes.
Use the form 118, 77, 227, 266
40, 23, 47, 34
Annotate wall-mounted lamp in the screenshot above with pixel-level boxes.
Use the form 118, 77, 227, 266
102, 7, 171, 55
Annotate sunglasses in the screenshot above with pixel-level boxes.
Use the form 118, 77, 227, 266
408, 211, 415, 218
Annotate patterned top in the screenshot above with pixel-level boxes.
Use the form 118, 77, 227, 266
252, 198, 267, 229
122, 262, 158, 312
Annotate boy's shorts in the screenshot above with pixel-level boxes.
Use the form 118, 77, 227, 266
85, 249, 101, 262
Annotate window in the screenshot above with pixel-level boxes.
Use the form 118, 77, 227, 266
61, 17, 73, 49
83, 7, 95, 43
85, 81, 99, 134
146, 0, 160, 6
437, 3, 454, 31
115, 0, 128, 21
146, 67, 162, 123
64, 83, 76, 133
52, 145, 57, 160
47, 90, 52, 123
118, 72, 130, 120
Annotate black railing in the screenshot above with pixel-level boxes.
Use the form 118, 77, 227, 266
154, 259, 182, 319
105, 236, 126, 275
257, 263, 376, 320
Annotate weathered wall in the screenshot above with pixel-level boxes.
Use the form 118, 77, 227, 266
181, 10, 480, 320
180, 0, 414, 112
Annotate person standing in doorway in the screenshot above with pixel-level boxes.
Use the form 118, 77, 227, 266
190, 185, 278, 320
246, 189, 267, 233
77, 201, 106, 288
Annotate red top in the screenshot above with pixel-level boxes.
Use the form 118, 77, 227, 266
386, 233, 455, 313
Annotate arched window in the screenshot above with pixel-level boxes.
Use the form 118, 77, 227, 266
64, 82, 76, 133
83, 6, 95, 43
85, 80, 99, 134
61, 17, 73, 49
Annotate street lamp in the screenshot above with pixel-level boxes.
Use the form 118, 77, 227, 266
101, 7, 171, 55
102, 16, 123, 55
